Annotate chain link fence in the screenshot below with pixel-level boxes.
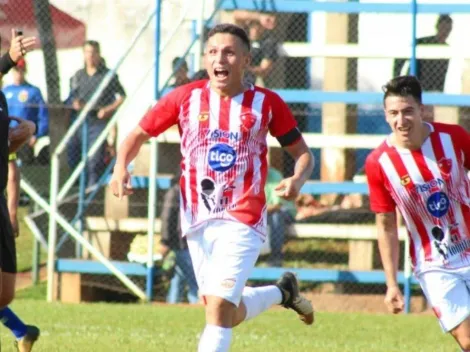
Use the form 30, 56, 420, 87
7, 1, 469, 309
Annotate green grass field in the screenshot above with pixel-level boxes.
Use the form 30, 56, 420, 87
3, 283, 457, 352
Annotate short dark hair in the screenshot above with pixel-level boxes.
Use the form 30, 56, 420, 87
84, 40, 101, 53
206, 23, 251, 52
172, 57, 188, 72
383, 75, 423, 104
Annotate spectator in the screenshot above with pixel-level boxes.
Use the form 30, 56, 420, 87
3, 58, 49, 165
67, 40, 126, 187
393, 15, 453, 92
161, 57, 191, 96
244, 19, 279, 86
191, 69, 209, 82
160, 176, 199, 304
265, 166, 296, 267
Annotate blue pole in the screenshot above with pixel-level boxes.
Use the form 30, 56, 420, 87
409, 0, 418, 76
404, 0, 418, 315
146, 0, 163, 301
76, 120, 88, 258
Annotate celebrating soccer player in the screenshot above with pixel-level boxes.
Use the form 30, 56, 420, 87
365, 75, 470, 351
110, 23, 314, 351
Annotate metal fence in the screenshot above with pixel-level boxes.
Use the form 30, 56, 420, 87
7, 0, 470, 312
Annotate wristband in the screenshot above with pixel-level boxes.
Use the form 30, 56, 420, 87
0, 53, 16, 75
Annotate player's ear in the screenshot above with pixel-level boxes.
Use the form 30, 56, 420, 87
244, 52, 252, 67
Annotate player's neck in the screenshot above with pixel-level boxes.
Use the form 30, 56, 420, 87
211, 82, 248, 98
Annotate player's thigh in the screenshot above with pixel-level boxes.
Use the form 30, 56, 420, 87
186, 229, 207, 290
203, 221, 263, 307
418, 269, 470, 333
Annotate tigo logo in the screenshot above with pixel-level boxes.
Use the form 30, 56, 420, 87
208, 144, 237, 172
426, 192, 450, 218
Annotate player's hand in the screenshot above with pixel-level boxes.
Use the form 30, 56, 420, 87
274, 176, 303, 201
9, 117, 35, 143
9, 29, 36, 62
109, 166, 133, 199
9, 213, 19, 237
384, 285, 405, 314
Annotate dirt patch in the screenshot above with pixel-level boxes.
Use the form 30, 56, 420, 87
302, 292, 431, 314
16, 266, 47, 290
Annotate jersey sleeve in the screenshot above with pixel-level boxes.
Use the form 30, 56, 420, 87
268, 91, 298, 138
453, 125, 470, 170
139, 90, 181, 137
365, 153, 396, 213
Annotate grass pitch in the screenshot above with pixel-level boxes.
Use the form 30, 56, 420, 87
4, 288, 457, 352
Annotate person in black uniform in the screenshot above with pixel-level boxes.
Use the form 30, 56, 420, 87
0, 29, 40, 352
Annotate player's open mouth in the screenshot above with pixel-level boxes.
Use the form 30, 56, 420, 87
214, 68, 229, 78
398, 126, 411, 132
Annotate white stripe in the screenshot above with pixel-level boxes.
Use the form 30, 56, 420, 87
251, 91, 266, 195
379, 153, 425, 265
184, 89, 202, 216
229, 94, 244, 202
209, 89, 220, 131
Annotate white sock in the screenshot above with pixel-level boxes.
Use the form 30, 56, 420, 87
242, 285, 283, 321
198, 324, 233, 352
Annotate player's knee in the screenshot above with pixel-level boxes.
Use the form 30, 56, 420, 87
458, 337, 470, 351
0, 290, 14, 307
205, 295, 236, 327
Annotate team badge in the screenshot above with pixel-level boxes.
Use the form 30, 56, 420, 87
18, 90, 29, 103
437, 157, 452, 176
240, 113, 256, 132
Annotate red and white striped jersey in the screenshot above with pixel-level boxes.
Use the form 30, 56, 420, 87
366, 122, 470, 273
139, 80, 298, 237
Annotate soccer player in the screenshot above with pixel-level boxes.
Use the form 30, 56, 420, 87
365, 75, 470, 351
110, 23, 315, 351
0, 30, 39, 352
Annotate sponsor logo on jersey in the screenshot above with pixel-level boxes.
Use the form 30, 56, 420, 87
198, 112, 209, 122
208, 144, 237, 172
400, 175, 411, 186
205, 129, 240, 141
413, 178, 444, 194
426, 191, 450, 218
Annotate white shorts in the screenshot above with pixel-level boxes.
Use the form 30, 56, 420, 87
417, 266, 470, 332
186, 220, 263, 307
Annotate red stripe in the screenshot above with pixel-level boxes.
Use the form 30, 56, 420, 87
460, 205, 470, 241
387, 148, 432, 260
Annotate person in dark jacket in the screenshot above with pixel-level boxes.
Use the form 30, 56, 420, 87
160, 176, 199, 304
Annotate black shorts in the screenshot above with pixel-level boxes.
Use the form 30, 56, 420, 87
0, 195, 16, 273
